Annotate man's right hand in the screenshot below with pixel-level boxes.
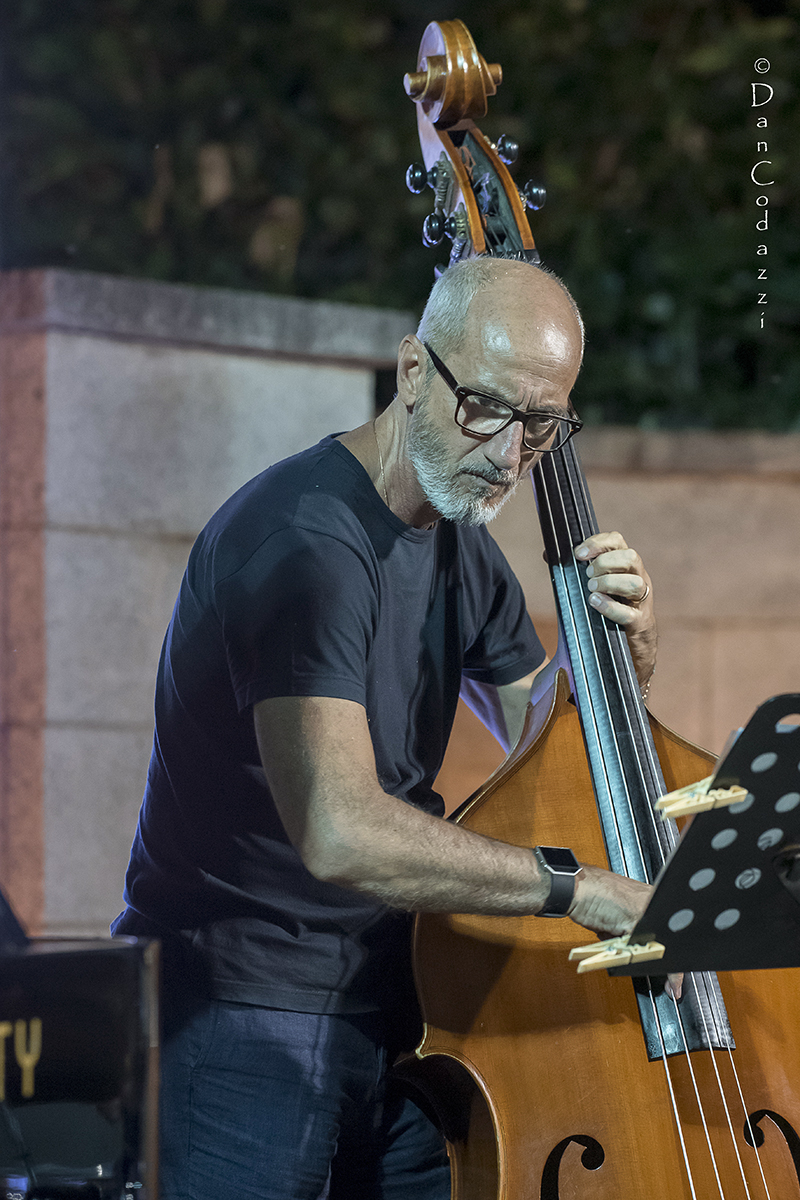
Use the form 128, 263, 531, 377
567, 863, 652, 938
568, 864, 682, 1000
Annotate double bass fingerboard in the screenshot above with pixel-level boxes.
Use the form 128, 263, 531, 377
532, 442, 734, 1058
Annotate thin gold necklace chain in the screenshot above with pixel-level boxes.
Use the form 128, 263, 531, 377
373, 420, 389, 507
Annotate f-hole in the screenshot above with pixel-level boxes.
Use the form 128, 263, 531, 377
745, 1109, 800, 1185
541, 1134, 605, 1199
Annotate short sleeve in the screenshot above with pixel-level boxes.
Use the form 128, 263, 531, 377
216, 526, 377, 711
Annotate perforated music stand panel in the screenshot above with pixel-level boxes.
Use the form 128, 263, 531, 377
613, 694, 800, 976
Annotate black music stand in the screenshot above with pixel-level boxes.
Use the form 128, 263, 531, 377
611, 693, 800, 976
0, 889, 159, 1199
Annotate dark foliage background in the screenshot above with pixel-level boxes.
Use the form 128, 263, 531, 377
2, 0, 798, 428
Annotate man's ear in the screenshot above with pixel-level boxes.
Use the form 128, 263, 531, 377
396, 335, 426, 414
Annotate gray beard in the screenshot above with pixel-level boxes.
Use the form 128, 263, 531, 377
407, 401, 523, 526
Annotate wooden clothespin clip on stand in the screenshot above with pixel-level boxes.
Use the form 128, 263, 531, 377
569, 935, 665, 974
569, 775, 747, 974
654, 776, 749, 821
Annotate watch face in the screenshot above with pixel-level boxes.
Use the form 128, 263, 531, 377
540, 846, 580, 872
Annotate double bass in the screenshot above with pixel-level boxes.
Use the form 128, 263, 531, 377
396, 20, 800, 1199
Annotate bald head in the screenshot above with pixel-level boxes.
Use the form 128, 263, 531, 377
416, 258, 585, 374
388, 257, 583, 528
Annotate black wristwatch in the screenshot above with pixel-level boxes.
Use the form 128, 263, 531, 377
533, 845, 582, 917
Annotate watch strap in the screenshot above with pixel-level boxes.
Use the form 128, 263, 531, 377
533, 845, 581, 917
541, 866, 575, 916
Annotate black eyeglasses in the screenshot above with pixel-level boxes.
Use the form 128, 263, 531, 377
423, 342, 582, 453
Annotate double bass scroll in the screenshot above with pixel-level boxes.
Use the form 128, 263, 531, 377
404, 19, 538, 265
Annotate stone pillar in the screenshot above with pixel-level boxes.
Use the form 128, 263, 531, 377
0, 277, 48, 932
0, 268, 413, 934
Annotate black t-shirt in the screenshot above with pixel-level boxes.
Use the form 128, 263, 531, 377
113, 436, 544, 1013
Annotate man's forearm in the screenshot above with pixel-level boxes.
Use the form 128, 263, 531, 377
303, 783, 548, 914
305, 783, 651, 938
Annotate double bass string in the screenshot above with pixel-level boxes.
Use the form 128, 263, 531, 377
565, 454, 775, 1198
560, 449, 750, 1155
683, 982, 771, 1200
535, 455, 709, 1192
551, 449, 729, 1177
541, 446, 661, 881
561, 442, 672, 854
559, 451, 775, 1199
678, 940, 773, 1197
535, 448, 772, 1198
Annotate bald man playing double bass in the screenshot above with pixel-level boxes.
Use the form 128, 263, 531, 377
114, 257, 667, 1200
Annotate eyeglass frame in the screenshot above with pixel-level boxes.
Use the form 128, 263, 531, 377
422, 341, 583, 454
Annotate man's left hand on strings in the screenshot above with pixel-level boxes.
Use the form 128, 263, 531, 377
573, 531, 657, 686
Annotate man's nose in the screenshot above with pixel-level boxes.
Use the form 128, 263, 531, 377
484, 420, 529, 469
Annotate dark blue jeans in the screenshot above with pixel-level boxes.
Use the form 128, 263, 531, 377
159, 999, 451, 1200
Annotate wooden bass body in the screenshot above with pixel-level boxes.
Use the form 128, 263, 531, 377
401, 668, 800, 1199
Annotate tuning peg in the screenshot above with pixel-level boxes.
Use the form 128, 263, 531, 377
422, 212, 446, 247
522, 181, 547, 211
444, 206, 469, 242
405, 163, 428, 194
496, 135, 519, 165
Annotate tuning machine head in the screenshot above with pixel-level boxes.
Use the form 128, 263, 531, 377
495, 134, 519, 165
422, 212, 446, 247
522, 181, 547, 211
405, 162, 427, 194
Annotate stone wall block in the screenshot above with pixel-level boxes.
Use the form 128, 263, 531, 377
710, 624, 800, 754
577, 427, 800, 477
0, 332, 47, 528
0, 724, 44, 932
489, 465, 800, 626
45, 334, 373, 534
559, 476, 800, 622
35, 270, 413, 366
43, 726, 154, 933
46, 531, 191, 725
644, 621, 716, 753
1, 531, 46, 725
0, 267, 416, 935
0, 326, 47, 931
